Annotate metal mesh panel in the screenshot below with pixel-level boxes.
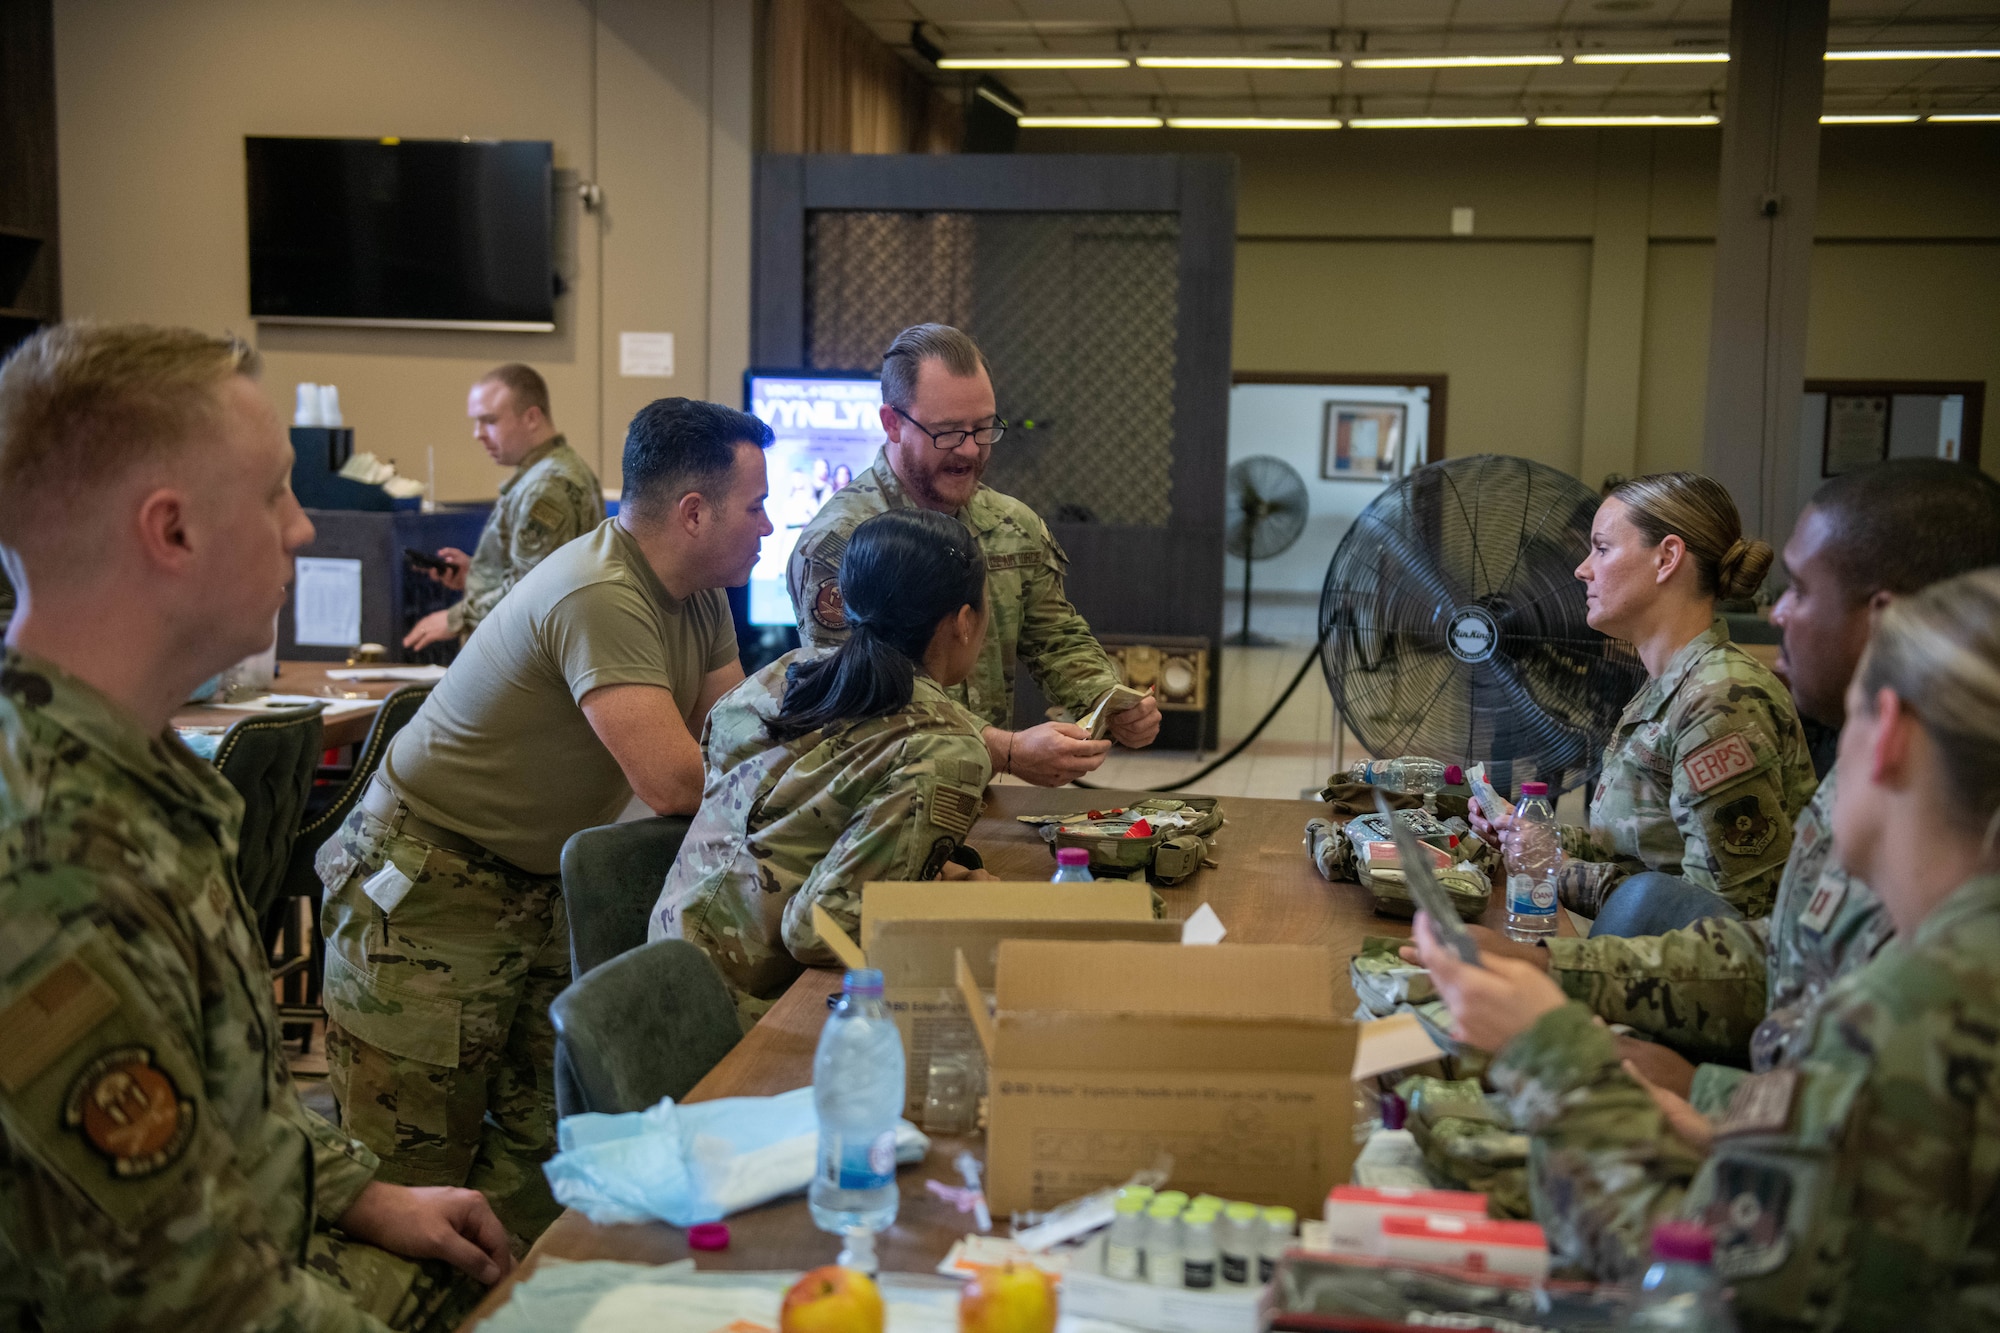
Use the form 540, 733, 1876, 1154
805, 210, 1179, 526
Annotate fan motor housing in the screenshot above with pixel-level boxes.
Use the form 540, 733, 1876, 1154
1446, 606, 1500, 664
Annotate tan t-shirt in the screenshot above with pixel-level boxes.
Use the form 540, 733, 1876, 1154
383, 518, 737, 873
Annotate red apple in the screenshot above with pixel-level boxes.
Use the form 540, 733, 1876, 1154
781, 1266, 884, 1333
959, 1261, 1059, 1333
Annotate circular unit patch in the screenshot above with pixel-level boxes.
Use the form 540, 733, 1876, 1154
64, 1046, 194, 1179
1446, 606, 1500, 664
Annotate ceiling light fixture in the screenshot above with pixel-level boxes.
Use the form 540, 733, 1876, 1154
1349, 116, 1532, 128
1535, 114, 1720, 126
1016, 115, 1163, 128
1136, 55, 1342, 69
1820, 113, 1920, 123
976, 85, 1026, 118
1927, 111, 2000, 121
1350, 54, 1562, 69
937, 56, 1132, 70
1572, 52, 1729, 64
1824, 48, 2000, 61
1166, 116, 1343, 129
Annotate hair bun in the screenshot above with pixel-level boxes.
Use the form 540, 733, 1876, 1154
1718, 536, 1775, 600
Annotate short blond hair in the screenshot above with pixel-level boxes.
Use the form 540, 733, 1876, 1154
1606, 471, 1774, 601
0, 322, 261, 549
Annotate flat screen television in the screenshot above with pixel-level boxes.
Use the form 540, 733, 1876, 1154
743, 370, 884, 626
246, 136, 555, 331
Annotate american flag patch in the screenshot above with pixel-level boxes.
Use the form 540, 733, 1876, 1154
929, 784, 983, 837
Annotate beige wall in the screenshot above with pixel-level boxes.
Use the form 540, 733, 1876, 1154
1026, 123, 2000, 483
54, 0, 751, 504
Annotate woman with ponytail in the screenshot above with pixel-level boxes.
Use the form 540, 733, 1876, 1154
1413, 569, 2000, 1320
649, 509, 994, 1027
1468, 471, 1816, 932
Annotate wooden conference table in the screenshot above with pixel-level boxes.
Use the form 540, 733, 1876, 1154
465, 783, 1534, 1325
171, 660, 402, 750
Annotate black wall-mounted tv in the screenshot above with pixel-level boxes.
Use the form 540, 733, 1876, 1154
247, 136, 555, 332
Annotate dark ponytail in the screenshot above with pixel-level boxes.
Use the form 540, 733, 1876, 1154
766, 509, 986, 743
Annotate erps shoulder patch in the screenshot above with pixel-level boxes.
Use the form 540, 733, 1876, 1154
1683, 732, 1757, 794
64, 1046, 195, 1178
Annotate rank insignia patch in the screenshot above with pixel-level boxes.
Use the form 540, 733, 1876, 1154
64, 1046, 194, 1178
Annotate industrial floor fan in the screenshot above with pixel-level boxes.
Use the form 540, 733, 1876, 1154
1227, 456, 1309, 647
1318, 454, 1643, 793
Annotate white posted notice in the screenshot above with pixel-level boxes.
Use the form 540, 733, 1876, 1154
294, 557, 362, 646
620, 331, 675, 378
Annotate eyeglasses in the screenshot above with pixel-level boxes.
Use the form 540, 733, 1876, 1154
891, 405, 1008, 451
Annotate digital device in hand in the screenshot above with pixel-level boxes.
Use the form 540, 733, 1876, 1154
1080, 685, 1147, 741
1373, 791, 1482, 966
403, 548, 453, 574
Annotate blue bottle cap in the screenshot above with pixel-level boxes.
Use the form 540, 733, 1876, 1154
843, 968, 885, 995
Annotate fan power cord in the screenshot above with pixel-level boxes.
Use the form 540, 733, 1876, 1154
1076, 629, 1329, 793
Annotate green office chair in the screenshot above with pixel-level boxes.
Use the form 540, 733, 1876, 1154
550, 939, 742, 1117
268, 682, 434, 1047
560, 815, 695, 978
213, 705, 325, 932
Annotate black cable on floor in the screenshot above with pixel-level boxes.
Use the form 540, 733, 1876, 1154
1076, 629, 1330, 793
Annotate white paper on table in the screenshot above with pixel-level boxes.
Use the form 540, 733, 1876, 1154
1351, 1011, 1447, 1080
293, 557, 363, 647
207, 694, 376, 725
1181, 901, 1228, 945
324, 665, 447, 682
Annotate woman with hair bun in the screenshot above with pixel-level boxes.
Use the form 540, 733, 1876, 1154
1469, 471, 1815, 931
650, 509, 994, 1027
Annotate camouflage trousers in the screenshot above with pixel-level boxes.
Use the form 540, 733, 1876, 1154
306, 1229, 485, 1330
318, 805, 569, 1249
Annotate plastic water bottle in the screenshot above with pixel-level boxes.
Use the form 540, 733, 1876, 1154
1052, 847, 1095, 882
809, 968, 905, 1261
1620, 1222, 1739, 1330
1348, 756, 1451, 813
1503, 780, 1562, 943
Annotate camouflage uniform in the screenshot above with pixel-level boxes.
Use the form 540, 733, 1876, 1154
650, 651, 991, 1027
1557, 620, 1816, 920
788, 450, 1120, 729
1546, 768, 1893, 1087
445, 435, 603, 638
0, 650, 478, 1330
317, 812, 567, 1248
1491, 873, 2000, 1328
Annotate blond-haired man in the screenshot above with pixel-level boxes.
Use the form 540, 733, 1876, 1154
0, 323, 509, 1329
404, 362, 601, 650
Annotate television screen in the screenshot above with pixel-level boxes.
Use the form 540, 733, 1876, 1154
744, 371, 884, 627
247, 136, 555, 330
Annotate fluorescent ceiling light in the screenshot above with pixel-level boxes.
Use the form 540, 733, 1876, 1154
1820, 113, 1920, 123
1928, 112, 2000, 121
1573, 52, 1729, 64
937, 56, 1131, 70
975, 86, 1026, 118
1137, 55, 1341, 69
1349, 116, 1531, 128
1017, 115, 1163, 128
1825, 48, 2000, 61
1351, 54, 1562, 69
1166, 116, 1342, 129
1535, 115, 1720, 126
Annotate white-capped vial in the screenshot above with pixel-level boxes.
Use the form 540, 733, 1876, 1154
1181, 1207, 1219, 1289
1258, 1205, 1297, 1284
1104, 1191, 1147, 1281
1143, 1197, 1185, 1288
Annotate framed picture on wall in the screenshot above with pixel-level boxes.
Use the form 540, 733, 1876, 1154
1322, 402, 1407, 481
1823, 394, 1891, 477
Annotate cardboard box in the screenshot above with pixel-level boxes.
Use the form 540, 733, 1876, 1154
958, 940, 1357, 1218
814, 883, 1178, 1119
1322, 1184, 1489, 1254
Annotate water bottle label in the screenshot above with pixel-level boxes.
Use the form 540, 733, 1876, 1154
821, 1130, 896, 1191
1507, 874, 1558, 917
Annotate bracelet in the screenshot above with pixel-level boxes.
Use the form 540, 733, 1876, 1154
1003, 732, 1014, 776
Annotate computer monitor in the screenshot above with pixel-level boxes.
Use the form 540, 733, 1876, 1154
743, 370, 884, 627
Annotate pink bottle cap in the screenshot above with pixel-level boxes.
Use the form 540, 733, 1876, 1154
688, 1222, 730, 1251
